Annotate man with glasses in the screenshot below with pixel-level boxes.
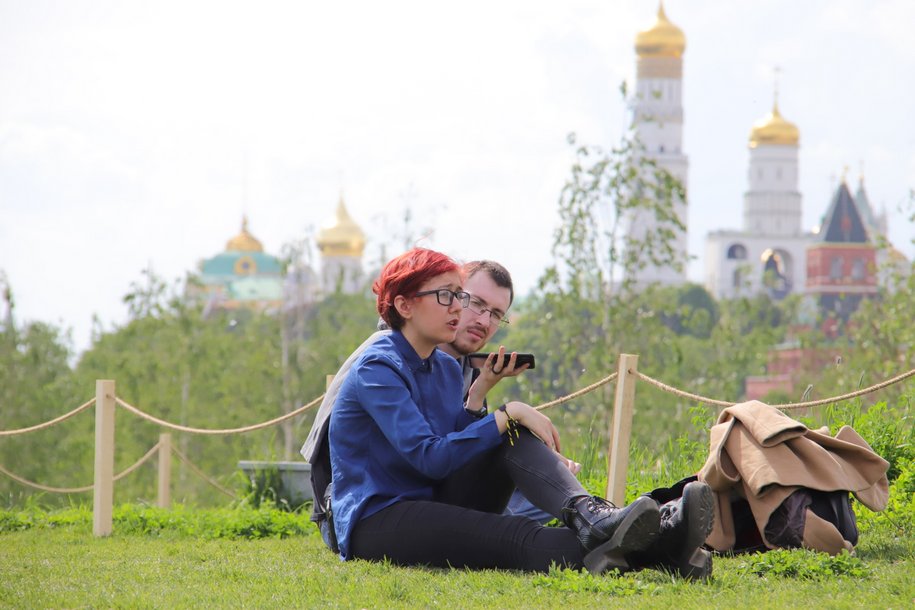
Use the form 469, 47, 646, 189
432, 261, 563, 524
428, 261, 714, 579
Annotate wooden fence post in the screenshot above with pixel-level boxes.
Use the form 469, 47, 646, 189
93, 380, 116, 537
157, 433, 172, 508
606, 354, 638, 506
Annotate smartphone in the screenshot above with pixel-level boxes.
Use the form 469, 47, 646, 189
468, 352, 535, 370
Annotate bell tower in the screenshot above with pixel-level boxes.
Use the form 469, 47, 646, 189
627, 1, 689, 287
316, 195, 366, 295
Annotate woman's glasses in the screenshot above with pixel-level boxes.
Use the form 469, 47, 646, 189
414, 289, 471, 308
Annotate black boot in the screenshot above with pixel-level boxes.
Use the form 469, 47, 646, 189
562, 495, 660, 575
628, 481, 715, 580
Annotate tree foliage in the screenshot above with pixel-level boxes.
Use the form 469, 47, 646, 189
0, 266, 375, 506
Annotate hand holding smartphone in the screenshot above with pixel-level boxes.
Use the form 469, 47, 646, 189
468, 352, 535, 370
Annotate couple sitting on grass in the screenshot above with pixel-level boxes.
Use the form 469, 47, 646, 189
301, 247, 714, 579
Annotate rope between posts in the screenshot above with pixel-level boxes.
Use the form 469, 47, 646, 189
171, 446, 236, 499
535, 372, 619, 411
0, 441, 161, 493
114, 394, 325, 435
4, 360, 913, 442
768, 365, 915, 410
0, 398, 95, 436
112, 442, 162, 482
630, 371, 735, 408
632, 365, 915, 410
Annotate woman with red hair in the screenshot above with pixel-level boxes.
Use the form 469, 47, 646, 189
328, 247, 660, 574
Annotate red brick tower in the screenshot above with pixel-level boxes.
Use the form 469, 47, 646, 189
806, 180, 878, 323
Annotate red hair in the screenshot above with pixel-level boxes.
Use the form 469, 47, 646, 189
373, 248, 461, 330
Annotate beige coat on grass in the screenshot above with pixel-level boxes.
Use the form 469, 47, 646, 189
698, 400, 889, 555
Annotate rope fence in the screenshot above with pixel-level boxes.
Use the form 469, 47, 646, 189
535, 372, 618, 411
113, 394, 324, 435
0, 441, 161, 494
631, 365, 915, 411
0, 398, 95, 437
2, 357, 914, 534
171, 446, 237, 499
0, 440, 238, 501
5, 363, 913, 438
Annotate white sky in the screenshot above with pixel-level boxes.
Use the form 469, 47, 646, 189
2, 0, 914, 355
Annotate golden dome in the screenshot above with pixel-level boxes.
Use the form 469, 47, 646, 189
749, 101, 800, 148
316, 196, 366, 258
635, 2, 686, 58
226, 216, 264, 252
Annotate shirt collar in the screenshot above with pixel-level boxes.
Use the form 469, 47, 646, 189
390, 330, 435, 374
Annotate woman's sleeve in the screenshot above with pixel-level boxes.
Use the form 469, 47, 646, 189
353, 357, 501, 480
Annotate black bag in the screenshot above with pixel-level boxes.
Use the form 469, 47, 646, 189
318, 482, 339, 554
309, 427, 339, 553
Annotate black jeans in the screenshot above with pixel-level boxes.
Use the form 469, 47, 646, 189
349, 428, 590, 572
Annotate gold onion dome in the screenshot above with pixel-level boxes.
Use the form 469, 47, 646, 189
749, 102, 800, 148
225, 216, 264, 252
317, 196, 366, 257
635, 2, 686, 58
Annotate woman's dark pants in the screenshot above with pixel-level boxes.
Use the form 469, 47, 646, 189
349, 428, 590, 572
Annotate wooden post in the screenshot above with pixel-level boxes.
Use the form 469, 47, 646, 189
606, 354, 638, 506
93, 380, 116, 536
157, 433, 172, 508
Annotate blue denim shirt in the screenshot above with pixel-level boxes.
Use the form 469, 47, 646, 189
329, 330, 502, 559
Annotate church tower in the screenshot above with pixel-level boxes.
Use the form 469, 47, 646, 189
745, 98, 802, 235
705, 90, 813, 300
806, 180, 878, 321
316, 195, 366, 295
196, 216, 285, 313
627, 2, 689, 286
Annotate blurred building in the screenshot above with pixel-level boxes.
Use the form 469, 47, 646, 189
194, 196, 367, 318
195, 216, 285, 315
627, 3, 690, 287
315, 195, 366, 296
705, 97, 813, 301
622, 2, 909, 306
745, 179, 885, 400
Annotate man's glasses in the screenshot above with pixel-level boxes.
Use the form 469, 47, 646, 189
467, 296, 509, 327
414, 288, 471, 308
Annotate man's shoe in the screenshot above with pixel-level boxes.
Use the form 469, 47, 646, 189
561, 495, 660, 574
628, 481, 715, 580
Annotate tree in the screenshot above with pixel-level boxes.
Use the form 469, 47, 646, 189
499, 122, 692, 454
0, 274, 82, 502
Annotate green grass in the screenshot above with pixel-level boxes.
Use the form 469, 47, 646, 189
3, 404, 912, 608
0, 508, 912, 609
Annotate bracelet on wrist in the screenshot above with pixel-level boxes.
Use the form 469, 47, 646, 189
463, 404, 487, 419
498, 404, 520, 445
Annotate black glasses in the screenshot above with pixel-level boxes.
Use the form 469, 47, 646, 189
467, 296, 509, 326
414, 288, 471, 308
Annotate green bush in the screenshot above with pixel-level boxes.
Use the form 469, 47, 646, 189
239, 465, 308, 512
0, 503, 315, 539
822, 400, 914, 482
737, 548, 869, 580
